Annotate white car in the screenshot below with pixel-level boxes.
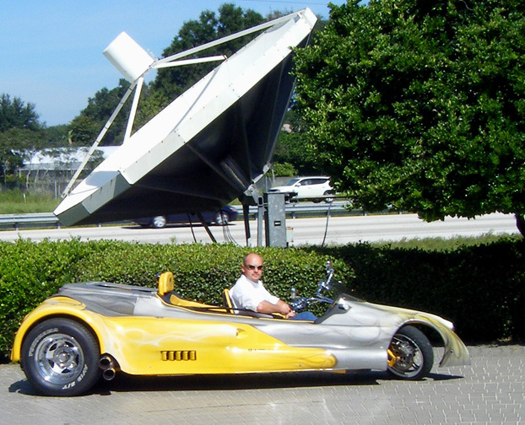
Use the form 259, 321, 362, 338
268, 176, 334, 202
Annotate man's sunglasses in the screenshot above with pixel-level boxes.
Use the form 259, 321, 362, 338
245, 264, 263, 270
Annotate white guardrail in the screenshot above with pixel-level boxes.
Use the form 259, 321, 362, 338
0, 203, 359, 231
0, 213, 60, 231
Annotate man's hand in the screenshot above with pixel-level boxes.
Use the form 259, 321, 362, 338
257, 300, 294, 316
285, 310, 297, 319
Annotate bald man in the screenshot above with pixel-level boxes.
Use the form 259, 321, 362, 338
229, 253, 316, 321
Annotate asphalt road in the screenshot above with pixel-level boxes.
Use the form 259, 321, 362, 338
2, 345, 524, 424
0, 213, 518, 246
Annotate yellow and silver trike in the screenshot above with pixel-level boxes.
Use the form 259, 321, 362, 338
11, 262, 470, 396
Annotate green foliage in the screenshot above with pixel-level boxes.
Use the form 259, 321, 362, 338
41, 124, 71, 147
311, 236, 525, 342
69, 80, 132, 146
294, 0, 525, 225
153, 4, 265, 104
0, 241, 346, 360
270, 162, 297, 177
1, 237, 525, 362
0, 239, 94, 359
274, 131, 322, 175
0, 94, 46, 181
0, 189, 59, 214
0, 94, 41, 132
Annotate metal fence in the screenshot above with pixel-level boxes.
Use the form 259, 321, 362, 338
0, 202, 363, 231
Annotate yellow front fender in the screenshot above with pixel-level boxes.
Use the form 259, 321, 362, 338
10, 297, 113, 362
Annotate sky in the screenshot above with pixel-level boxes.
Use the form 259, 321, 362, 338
1, 0, 346, 127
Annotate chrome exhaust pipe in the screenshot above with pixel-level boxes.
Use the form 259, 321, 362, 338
99, 355, 114, 370
99, 355, 118, 380
102, 368, 116, 381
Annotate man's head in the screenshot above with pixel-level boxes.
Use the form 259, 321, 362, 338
242, 253, 264, 283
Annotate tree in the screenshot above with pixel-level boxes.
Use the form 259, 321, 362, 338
152, 3, 264, 102
70, 4, 267, 143
68, 115, 101, 146
42, 125, 71, 148
0, 128, 40, 182
274, 131, 321, 175
272, 15, 331, 177
0, 94, 41, 132
69, 79, 132, 146
293, 0, 525, 234
0, 94, 45, 183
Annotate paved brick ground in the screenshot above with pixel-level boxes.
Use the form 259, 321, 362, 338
1, 345, 524, 425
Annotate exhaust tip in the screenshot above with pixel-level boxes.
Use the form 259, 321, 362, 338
99, 355, 114, 370
102, 368, 116, 381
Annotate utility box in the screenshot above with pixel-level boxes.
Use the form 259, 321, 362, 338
264, 192, 287, 247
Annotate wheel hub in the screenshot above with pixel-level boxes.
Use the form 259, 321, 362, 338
54, 345, 79, 369
391, 339, 415, 370
36, 334, 83, 382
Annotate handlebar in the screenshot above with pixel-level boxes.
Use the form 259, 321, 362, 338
290, 260, 336, 312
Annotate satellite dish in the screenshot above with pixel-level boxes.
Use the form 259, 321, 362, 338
54, 8, 317, 226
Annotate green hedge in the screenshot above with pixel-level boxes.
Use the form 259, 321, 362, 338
1, 238, 524, 362
310, 237, 525, 342
0, 241, 349, 361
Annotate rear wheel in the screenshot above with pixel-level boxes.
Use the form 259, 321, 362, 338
387, 326, 434, 380
151, 216, 167, 228
214, 211, 229, 226
323, 191, 334, 203
21, 318, 101, 396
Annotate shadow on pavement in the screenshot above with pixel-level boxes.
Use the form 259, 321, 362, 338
8, 369, 465, 397
99, 371, 384, 394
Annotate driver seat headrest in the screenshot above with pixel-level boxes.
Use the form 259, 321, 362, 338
158, 272, 174, 296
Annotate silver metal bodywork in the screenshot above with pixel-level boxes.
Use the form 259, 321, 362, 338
49, 282, 470, 373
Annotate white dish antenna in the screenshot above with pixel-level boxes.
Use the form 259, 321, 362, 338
55, 9, 317, 226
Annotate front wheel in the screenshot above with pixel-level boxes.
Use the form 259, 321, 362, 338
387, 326, 434, 380
214, 211, 229, 226
21, 318, 102, 396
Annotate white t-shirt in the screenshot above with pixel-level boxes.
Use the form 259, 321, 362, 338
230, 274, 280, 312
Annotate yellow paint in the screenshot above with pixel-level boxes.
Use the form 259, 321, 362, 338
98, 315, 336, 375
11, 296, 336, 375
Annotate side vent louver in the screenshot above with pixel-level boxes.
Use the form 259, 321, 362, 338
161, 350, 197, 361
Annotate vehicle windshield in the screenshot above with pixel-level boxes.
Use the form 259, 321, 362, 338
325, 280, 364, 303
283, 178, 300, 186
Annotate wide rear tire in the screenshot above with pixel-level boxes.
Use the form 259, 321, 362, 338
21, 318, 101, 396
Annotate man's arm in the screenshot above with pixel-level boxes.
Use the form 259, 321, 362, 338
256, 300, 296, 318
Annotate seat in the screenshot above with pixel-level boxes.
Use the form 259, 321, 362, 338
158, 271, 214, 308
222, 288, 234, 313
158, 271, 174, 296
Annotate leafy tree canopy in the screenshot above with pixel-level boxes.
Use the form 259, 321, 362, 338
293, 0, 525, 230
0, 94, 41, 132
0, 94, 47, 180
152, 3, 264, 102
71, 4, 266, 144
0, 128, 40, 178
69, 79, 132, 146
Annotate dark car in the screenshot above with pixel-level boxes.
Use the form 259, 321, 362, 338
134, 206, 238, 228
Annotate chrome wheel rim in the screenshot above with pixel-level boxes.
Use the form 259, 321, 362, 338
33, 333, 85, 385
152, 216, 166, 228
